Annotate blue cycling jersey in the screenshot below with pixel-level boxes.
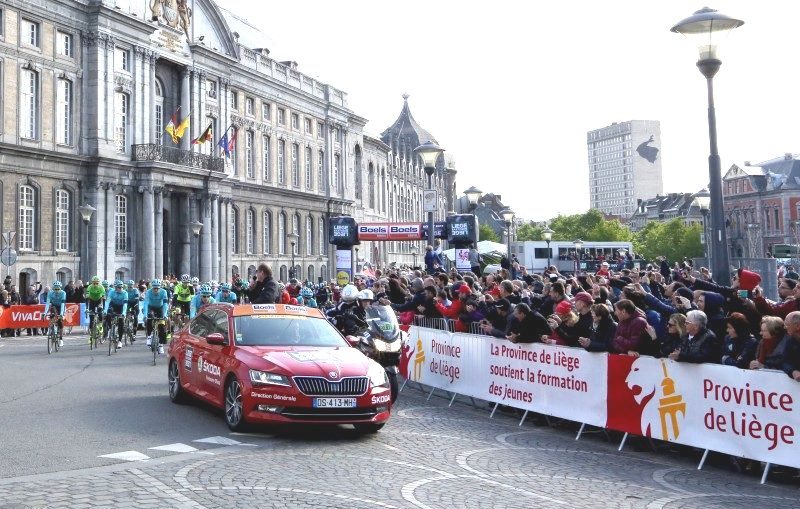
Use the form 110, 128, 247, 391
142, 288, 169, 317
104, 289, 129, 315
190, 294, 216, 319
126, 288, 139, 304
214, 290, 237, 304
44, 290, 67, 316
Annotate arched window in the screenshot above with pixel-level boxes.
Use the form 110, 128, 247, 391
368, 163, 375, 209
56, 78, 72, 145
115, 195, 128, 251
55, 189, 69, 251
154, 79, 164, 145
307, 265, 314, 282
245, 208, 254, 254
278, 212, 286, 254
320, 264, 328, 282
306, 216, 313, 256
231, 207, 239, 254
279, 265, 287, 282
262, 210, 271, 254
19, 185, 36, 250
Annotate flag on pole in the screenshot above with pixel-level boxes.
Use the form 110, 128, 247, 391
227, 127, 238, 153
217, 125, 231, 157
164, 106, 181, 144
173, 112, 191, 143
192, 123, 213, 145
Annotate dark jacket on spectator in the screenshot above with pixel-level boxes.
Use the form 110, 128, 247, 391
509, 311, 551, 343
612, 315, 648, 354
721, 333, 758, 369
780, 336, 800, 379
248, 277, 279, 304
677, 327, 721, 364
584, 316, 617, 352
653, 331, 685, 358
556, 312, 592, 347
752, 296, 800, 320
702, 292, 727, 342
392, 290, 427, 313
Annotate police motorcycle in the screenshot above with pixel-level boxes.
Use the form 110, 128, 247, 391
327, 286, 405, 403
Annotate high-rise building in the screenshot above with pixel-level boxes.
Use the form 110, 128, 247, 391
587, 120, 664, 217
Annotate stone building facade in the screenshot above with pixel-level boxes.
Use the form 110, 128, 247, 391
0, 0, 455, 287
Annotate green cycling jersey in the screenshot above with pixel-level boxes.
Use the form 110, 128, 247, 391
85, 283, 106, 302
174, 282, 194, 302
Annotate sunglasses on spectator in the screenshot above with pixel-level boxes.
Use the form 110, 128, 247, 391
667, 322, 677, 327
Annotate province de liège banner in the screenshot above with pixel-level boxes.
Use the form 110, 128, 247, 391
402, 326, 800, 469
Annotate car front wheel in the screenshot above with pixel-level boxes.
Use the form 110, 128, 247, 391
168, 359, 187, 403
224, 377, 246, 431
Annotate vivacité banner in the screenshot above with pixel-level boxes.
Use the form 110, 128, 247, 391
403, 326, 800, 469
0, 304, 81, 328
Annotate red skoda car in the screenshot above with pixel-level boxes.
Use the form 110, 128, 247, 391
167, 303, 392, 432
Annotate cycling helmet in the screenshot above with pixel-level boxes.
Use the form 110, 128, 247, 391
300, 287, 313, 298
91, 276, 101, 284
101, 280, 110, 288
340, 284, 359, 303
180, 274, 190, 283
357, 289, 374, 302
150, 279, 162, 288
200, 284, 212, 296
191, 277, 200, 285
52, 281, 63, 290
220, 283, 231, 292
290, 278, 298, 285
127, 280, 135, 288
114, 279, 124, 287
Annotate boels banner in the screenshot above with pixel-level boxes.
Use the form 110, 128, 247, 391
357, 223, 424, 241
406, 326, 800, 469
0, 304, 81, 328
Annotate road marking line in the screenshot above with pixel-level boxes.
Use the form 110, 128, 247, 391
98, 451, 150, 462
148, 443, 198, 453
193, 436, 243, 446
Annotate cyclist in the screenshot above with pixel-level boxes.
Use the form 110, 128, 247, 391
143, 279, 169, 355
44, 281, 68, 347
190, 284, 216, 319
301, 286, 317, 308
214, 282, 237, 304
190, 276, 200, 294
104, 280, 129, 349
172, 274, 194, 320
124, 280, 139, 342
84, 276, 106, 342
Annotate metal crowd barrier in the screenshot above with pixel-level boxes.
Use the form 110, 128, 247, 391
411, 315, 486, 335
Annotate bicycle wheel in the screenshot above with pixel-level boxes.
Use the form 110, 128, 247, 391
55, 325, 61, 352
108, 321, 114, 356
47, 325, 54, 354
152, 326, 159, 366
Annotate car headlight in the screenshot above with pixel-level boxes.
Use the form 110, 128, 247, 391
368, 363, 389, 388
249, 370, 291, 387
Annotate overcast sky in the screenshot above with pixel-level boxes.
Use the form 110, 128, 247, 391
220, 0, 799, 221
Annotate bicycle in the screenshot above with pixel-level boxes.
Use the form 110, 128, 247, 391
147, 316, 167, 366
123, 311, 137, 346
170, 306, 188, 331
46, 312, 61, 354
107, 313, 123, 356
86, 308, 104, 350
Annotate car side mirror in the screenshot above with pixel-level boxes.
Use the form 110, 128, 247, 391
345, 335, 360, 348
207, 333, 226, 345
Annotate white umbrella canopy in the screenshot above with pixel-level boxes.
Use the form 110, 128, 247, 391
443, 240, 507, 261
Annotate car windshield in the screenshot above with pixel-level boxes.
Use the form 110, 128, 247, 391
233, 315, 348, 347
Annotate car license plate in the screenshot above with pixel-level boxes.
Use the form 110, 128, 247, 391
312, 398, 357, 408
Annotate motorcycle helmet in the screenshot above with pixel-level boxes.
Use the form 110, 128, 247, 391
52, 280, 63, 290
340, 284, 358, 303
180, 274, 190, 283
357, 289, 374, 302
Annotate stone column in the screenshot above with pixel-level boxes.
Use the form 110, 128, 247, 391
222, 198, 231, 279
210, 195, 219, 281
105, 184, 116, 279
180, 68, 191, 151
140, 186, 155, 280
154, 188, 164, 277
148, 51, 156, 143
200, 195, 212, 282
86, 183, 105, 278
180, 193, 191, 276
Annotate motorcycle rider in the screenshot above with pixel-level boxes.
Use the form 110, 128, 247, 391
354, 289, 375, 323
326, 284, 363, 335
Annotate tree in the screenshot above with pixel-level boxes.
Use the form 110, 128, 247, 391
547, 210, 632, 242
633, 219, 703, 262
516, 222, 543, 241
478, 224, 499, 242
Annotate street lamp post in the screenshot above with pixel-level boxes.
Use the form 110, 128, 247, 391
542, 226, 554, 270
78, 203, 96, 279
410, 245, 418, 269
501, 208, 514, 263
415, 141, 445, 251
694, 187, 711, 267
464, 186, 483, 213
672, 7, 744, 286
355, 246, 360, 274
573, 239, 583, 274
288, 231, 299, 281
